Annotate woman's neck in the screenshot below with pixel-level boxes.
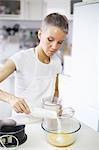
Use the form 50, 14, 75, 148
35, 46, 50, 64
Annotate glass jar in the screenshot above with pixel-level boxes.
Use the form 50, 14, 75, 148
42, 96, 75, 130
42, 96, 61, 130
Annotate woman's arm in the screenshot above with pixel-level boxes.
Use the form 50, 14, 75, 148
0, 59, 30, 114
0, 59, 16, 82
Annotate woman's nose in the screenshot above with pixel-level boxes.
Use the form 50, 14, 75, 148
51, 42, 58, 50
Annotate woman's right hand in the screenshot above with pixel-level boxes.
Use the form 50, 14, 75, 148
9, 96, 31, 114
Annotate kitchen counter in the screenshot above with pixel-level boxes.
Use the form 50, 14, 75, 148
17, 121, 99, 150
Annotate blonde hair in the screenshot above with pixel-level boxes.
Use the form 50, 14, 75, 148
41, 13, 68, 33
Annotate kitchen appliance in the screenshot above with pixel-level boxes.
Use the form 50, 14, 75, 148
0, 119, 27, 148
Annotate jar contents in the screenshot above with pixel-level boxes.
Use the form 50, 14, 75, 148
42, 97, 61, 130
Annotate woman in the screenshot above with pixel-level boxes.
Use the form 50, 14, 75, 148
0, 13, 68, 115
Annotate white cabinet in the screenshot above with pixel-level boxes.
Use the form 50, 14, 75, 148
71, 2, 99, 131
23, 0, 44, 20
44, 0, 71, 20
0, 0, 24, 20
0, 0, 44, 20
59, 74, 99, 131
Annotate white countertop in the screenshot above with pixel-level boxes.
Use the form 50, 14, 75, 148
17, 121, 99, 150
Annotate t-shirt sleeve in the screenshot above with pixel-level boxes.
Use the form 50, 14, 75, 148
9, 50, 24, 71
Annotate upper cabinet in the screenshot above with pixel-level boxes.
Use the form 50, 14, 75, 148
0, 0, 79, 21
44, 0, 71, 20
0, 0, 22, 20
0, 0, 44, 20
23, 0, 44, 20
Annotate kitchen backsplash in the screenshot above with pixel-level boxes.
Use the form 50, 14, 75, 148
0, 19, 73, 63
0, 19, 41, 29
0, 20, 41, 63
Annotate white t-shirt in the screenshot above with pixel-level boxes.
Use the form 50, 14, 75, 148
10, 48, 62, 113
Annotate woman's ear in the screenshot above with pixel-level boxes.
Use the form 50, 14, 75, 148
38, 30, 42, 40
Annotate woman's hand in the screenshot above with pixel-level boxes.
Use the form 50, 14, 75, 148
9, 96, 31, 114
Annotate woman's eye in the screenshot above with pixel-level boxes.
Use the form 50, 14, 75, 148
47, 38, 63, 45
58, 41, 63, 45
47, 38, 53, 42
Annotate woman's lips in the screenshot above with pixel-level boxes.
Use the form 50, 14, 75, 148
47, 52, 54, 56
48, 49, 57, 54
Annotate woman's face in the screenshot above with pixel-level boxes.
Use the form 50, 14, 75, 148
38, 25, 66, 57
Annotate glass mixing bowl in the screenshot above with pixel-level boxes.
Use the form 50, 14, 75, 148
41, 116, 81, 147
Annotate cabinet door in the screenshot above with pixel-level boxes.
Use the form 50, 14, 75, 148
45, 0, 71, 20
0, 0, 20, 15
24, 0, 44, 20
0, 0, 23, 20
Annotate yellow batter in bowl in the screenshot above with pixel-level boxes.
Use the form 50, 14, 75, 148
41, 114, 81, 147
47, 132, 75, 147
